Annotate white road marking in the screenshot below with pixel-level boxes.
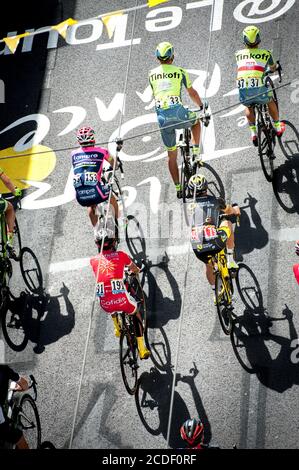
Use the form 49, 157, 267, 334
49, 257, 90, 273
270, 227, 299, 242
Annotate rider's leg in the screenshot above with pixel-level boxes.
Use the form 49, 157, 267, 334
110, 194, 119, 220
221, 220, 238, 269
133, 310, 150, 360
206, 263, 215, 286
168, 148, 182, 197
268, 99, 284, 135
245, 106, 257, 145
88, 205, 98, 227
5, 201, 16, 247
191, 120, 201, 160
111, 313, 120, 337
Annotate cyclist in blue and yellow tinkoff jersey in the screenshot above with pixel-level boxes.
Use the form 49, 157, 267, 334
235, 26, 284, 146
149, 42, 205, 198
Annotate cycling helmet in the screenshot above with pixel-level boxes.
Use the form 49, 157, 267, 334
155, 42, 174, 61
188, 174, 208, 195
243, 25, 261, 47
95, 228, 117, 251
76, 126, 95, 146
180, 418, 204, 447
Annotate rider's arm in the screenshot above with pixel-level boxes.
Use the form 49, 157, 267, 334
223, 204, 241, 217
127, 260, 140, 275
14, 376, 29, 392
267, 51, 277, 72
0, 170, 17, 194
187, 86, 203, 108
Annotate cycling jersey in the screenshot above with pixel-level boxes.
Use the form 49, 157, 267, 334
149, 64, 192, 109
90, 250, 137, 315
190, 196, 230, 263
71, 146, 110, 207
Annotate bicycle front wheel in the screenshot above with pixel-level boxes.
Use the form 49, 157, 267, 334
18, 394, 41, 449
258, 121, 274, 182
13, 218, 22, 260
119, 328, 138, 395
1, 304, 28, 352
215, 273, 233, 335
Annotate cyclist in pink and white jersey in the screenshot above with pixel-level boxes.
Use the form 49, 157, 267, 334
71, 126, 118, 228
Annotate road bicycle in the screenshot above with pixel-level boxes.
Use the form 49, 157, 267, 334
254, 62, 283, 182
178, 107, 210, 203
205, 213, 240, 335
117, 269, 147, 395
2, 374, 41, 449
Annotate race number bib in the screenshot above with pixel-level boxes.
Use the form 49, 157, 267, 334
111, 279, 126, 294
203, 226, 217, 240
96, 282, 105, 298
155, 95, 182, 109
73, 173, 82, 188
84, 172, 98, 185
237, 77, 263, 89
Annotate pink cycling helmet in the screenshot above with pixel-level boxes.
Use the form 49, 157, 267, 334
76, 126, 95, 146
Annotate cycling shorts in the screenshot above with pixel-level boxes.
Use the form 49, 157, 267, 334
0, 420, 22, 445
239, 85, 273, 106
193, 226, 230, 265
0, 198, 8, 214
100, 290, 137, 315
156, 104, 198, 151
75, 183, 110, 207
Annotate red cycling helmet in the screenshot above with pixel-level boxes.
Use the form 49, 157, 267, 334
180, 418, 204, 447
76, 126, 95, 146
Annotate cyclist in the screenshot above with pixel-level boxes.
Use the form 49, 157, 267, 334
90, 232, 150, 360
149, 42, 206, 198
188, 174, 240, 291
72, 126, 119, 229
235, 25, 284, 146
0, 168, 22, 259
0, 365, 29, 449
293, 241, 299, 285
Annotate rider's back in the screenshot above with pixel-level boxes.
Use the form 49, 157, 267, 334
90, 250, 131, 284
235, 47, 274, 81
149, 63, 191, 102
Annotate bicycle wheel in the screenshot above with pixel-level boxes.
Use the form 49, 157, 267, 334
119, 322, 138, 395
1, 303, 28, 352
13, 218, 22, 260
278, 120, 299, 160
258, 117, 274, 182
19, 247, 43, 293
39, 440, 56, 449
18, 394, 41, 449
235, 263, 263, 312
129, 277, 146, 331
215, 273, 233, 335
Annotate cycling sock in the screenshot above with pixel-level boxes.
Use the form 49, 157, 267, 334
274, 120, 281, 132
7, 231, 14, 246
192, 145, 200, 156
227, 251, 234, 263
249, 123, 257, 138
175, 183, 182, 191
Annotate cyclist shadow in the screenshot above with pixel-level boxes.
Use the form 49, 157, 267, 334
232, 295, 299, 392
234, 193, 268, 262
272, 158, 299, 214
3, 283, 75, 353
135, 362, 212, 449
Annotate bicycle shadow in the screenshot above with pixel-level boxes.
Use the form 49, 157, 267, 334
272, 158, 299, 214
2, 283, 75, 353
135, 362, 212, 449
234, 194, 269, 262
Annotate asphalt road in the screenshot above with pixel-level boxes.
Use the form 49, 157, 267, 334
1, 0, 299, 450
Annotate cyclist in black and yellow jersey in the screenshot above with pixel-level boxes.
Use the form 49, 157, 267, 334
0, 168, 22, 259
188, 174, 240, 290
149, 42, 206, 198
235, 25, 284, 146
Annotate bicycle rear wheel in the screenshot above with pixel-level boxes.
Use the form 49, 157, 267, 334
119, 322, 138, 395
215, 273, 233, 335
278, 120, 299, 159
20, 247, 43, 293
258, 118, 274, 182
18, 394, 41, 449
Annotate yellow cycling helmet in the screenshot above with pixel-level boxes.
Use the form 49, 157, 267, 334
155, 42, 174, 61
243, 25, 261, 46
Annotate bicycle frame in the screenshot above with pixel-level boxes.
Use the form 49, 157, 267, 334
209, 249, 233, 305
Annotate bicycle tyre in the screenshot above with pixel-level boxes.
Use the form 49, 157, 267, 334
39, 440, 56, 449
265, 76, 278, 112
278, 120, 299, 159
18, 394, 41, 449
19, 247, 43, 293
119, 326, 138, 395
258, 117, 274, 182
215, 273, 233, 335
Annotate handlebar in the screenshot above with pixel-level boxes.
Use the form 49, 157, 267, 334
116, 139, 125, 180
265, 61, 282, 83
1, 193, 22, 210
29, 374, 38, 400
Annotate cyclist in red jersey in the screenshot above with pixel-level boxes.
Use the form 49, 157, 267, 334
90, 233, 150, 360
